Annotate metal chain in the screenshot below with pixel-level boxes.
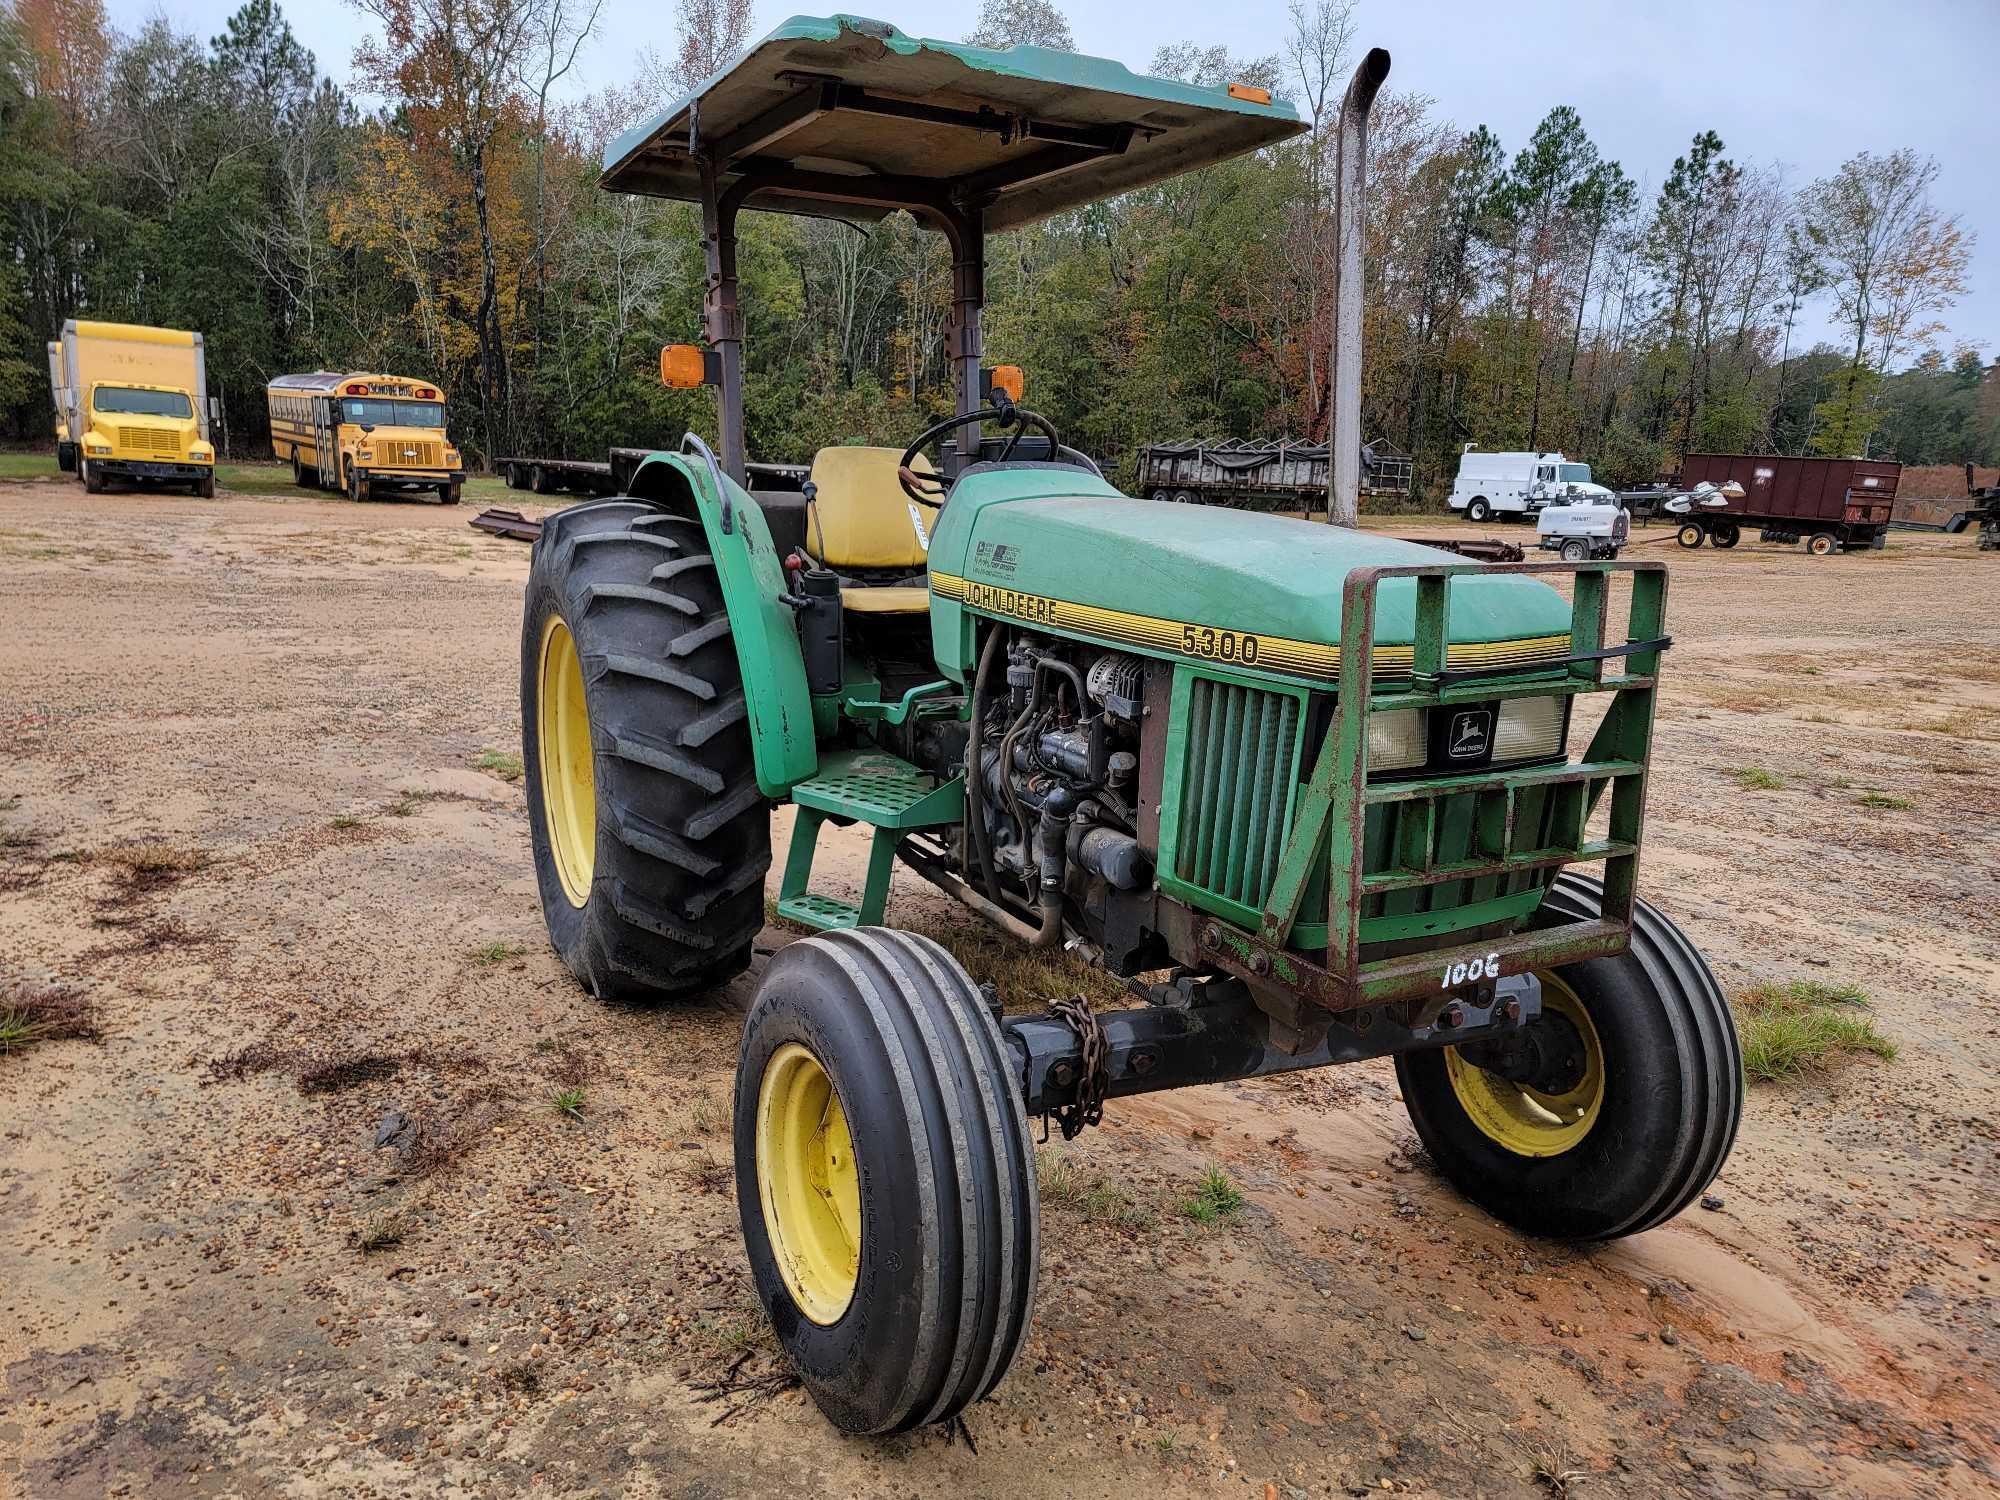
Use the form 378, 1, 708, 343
1048, 994, 1107, 1140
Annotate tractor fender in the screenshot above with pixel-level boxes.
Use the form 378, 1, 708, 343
627, 451, 816, 797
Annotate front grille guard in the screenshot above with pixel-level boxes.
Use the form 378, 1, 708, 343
1207, 559, 1668, 1012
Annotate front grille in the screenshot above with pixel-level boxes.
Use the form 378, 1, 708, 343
1173, 678, 1301, 908
118, 426, 181, 458
372, 439, 440, 467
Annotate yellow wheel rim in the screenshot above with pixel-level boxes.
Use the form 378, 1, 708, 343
1445, 972, 1605, 1157
756, 1043, 861, 1325
536, 616, 597, 908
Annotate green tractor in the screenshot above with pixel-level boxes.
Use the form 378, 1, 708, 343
520, 16, 1741, 1435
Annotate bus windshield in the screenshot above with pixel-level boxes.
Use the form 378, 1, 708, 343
94, 386, 192, 418
342, 398, 444, 428
1557, 463, 1593, 485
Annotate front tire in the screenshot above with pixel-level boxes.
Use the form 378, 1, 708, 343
521, 500, 769, 997
1396, 873, 1742, 1240
1467, 497, 1492, 523
1676, 523, 1705, 549
735, 928, 1038, 1434
83, 460, 105, 494
196, 472, 215, 499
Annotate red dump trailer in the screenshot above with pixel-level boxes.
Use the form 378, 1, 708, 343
1672, 453, 1900, 555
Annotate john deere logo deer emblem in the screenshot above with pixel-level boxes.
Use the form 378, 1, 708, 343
1447, 710, 1491, 760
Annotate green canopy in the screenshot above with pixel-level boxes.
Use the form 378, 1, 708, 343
601, 13, 1306, 230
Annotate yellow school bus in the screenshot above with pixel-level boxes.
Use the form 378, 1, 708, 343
265, 372, 462, 503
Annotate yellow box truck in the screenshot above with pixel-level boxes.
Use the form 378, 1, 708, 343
52, 320, 217, 497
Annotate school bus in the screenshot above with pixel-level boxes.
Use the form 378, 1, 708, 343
265, 372, 462, 503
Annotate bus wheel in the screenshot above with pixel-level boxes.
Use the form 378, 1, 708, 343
83, 460, 104, 494
196, 473, 215, 499
1676, 523, 1704, 549
443, 480, 462, 506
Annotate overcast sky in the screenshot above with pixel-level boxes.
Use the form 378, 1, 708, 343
119, 0, 2000, 361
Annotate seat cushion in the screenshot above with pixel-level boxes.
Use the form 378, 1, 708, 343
839, 586, 931, 615
807, 446, 938, 570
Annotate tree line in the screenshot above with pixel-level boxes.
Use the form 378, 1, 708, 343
1, 0, 1989, 495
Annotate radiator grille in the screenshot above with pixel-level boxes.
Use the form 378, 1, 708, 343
372, 439, 441, 467
118, 426, 181, 458
1172, 678, 1302, 909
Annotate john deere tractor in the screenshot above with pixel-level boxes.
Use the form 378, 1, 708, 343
520, 16, 1741, 1435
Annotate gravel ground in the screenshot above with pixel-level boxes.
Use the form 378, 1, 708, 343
1, 477, 1996, 1498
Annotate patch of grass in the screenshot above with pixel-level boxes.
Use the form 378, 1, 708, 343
898, 911, 1127, 1011
329, 813, 363, 830
473, 748, 524, 781
551, 1086, 587, 1121
1856, 791, 1911, 810
1726, 766, 1784, 791
470, 940, 529, 966
102, 840, 210, 877
0, 983, 101, 1057
1037, 1148, 1157, 1232
1177, 1164, 1245, 1227
355, 1212, 407, 1252
1734, 979, 1896, 1083
387, 790, 443, 817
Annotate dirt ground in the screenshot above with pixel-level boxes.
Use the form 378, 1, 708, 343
2, 474, 1996, 1499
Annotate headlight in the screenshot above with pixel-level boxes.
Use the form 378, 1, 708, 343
359, 449, 375, 462
445, 450, 460, 465
1369, 708, 1427, 772
86, 442, 111, 455
1494, 696, 1566, 763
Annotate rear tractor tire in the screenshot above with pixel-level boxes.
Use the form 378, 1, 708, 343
735, 928, 1038, 1434
521, 499, 769, 998
1395, 872, 1742, 1240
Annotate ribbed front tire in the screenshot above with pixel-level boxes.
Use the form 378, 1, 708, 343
521, 499, 769, 998
1397, 873, 1743, 1240
735, 928, 1039, 1433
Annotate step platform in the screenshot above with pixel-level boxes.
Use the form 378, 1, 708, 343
777, 749, 965, 930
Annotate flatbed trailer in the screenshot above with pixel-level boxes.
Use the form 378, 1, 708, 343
1670, 453, 1899, 555
499, 448, 807, 497
1136, 438, 1412, 512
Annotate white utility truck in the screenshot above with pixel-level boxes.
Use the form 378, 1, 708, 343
1448, 448, 1614, 522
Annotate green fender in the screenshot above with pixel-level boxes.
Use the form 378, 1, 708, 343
627, 452, 816, 796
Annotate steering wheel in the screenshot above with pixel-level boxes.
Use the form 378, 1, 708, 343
896, 396, 1065, 506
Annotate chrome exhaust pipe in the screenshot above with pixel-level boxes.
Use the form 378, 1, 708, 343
1328, 47, 1391, 529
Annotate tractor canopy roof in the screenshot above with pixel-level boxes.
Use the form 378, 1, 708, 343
601, 13, 1307, 230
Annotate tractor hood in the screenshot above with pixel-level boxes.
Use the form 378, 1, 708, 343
927, 468, 1574, 687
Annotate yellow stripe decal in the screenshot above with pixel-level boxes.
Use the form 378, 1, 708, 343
929, 573, 1569, 683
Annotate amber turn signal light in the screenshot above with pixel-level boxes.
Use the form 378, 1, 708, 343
1226, 82, 1272, 105
989, 364, 1025, 402
660, 344, 706, 389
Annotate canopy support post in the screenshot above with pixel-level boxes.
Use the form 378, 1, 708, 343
700, 155, 747, 486
942, 203, 986, 449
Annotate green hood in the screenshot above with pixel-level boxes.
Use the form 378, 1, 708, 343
927, 469, 1572, 687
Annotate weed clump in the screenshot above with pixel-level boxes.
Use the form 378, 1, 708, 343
473, 749, 524, 782
1177, 1164, 1245, 1227
0, 982, 101, 1057
1726, 766, 1784, 791
1734, 979, 1896, 1082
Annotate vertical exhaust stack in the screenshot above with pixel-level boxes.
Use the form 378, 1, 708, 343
1328, 47, 1391, 529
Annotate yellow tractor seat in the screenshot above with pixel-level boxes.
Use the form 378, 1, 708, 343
805, 446, 938, 615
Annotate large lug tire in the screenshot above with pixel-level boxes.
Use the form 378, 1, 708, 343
735, 928, 1038, 1434
1676, 522, 1705, 549
521, 499, 769, 998
1395, 872, 1742, 1241
1466, 497, 1492, 523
